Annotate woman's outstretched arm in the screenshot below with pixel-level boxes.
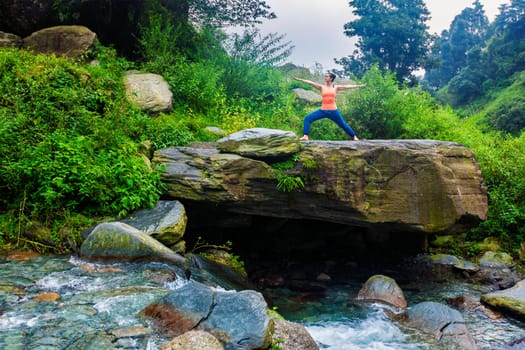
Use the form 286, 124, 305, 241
336, 83, 366, 92
293, 77, 323, 91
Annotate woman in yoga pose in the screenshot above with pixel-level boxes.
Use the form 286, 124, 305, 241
294, 72, 365, 141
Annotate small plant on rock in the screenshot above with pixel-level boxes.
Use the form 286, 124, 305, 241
271, 155, 305, 193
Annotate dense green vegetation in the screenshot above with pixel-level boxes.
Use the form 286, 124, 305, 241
0, 0, 523, 258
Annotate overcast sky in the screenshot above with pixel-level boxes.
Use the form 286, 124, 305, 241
252, 0, 510, 70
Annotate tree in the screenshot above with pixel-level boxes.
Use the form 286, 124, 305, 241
4, 0, 275, 57
484, 0, 525, 81
224, 29, 294, 67
339, 0, 433, 83
218, 29, 293, 99
424, 1, 489, 91
186, 0, 276, 27
492, 0, 525, 34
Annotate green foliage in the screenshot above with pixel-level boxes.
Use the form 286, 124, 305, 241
216, 53, 288, 101
342, 67, 437, 139
468, 132, 525, 248
483, 72, 525, 135
138, 11, 190, 64
3, 133, 161, 217
272, 156, 305, 193
343, 67, 403, 138
446, 62, 487, 105
138, 23, 227, 116
402, 105, 462, 141
143, 114, 196, 149
188, 0, 275, 27
271, 157, 296, 171
427, 0, 525, 108
136, 16, 296, 136
275, 173, 304, 193
269, 338, 285, 350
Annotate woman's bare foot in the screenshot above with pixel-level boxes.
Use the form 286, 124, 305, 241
353, 135, 359, 141
300, 135, 309, 141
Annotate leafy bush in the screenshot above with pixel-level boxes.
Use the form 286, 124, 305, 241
342, 67, 440, 140
341, 67, 404, 139
0, 48, 166, 250
143, 113, 196, 149
402, 105, 462, 141
468, 132, 525, 248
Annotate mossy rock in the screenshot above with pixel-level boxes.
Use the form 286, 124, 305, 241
481, 280, 525, 321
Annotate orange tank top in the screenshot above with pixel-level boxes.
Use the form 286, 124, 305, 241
321, 86, 337, 110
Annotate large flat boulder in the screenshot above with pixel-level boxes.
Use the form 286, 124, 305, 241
153, 129, 487, 234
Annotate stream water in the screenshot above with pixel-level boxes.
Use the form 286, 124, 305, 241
1, 254, 524, 349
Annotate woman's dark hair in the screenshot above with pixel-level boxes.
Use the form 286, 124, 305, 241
327, 72, 337, 82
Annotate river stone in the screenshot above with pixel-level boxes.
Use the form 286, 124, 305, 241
140, 281, 214, 332
481, 279, 525, 321
123, 72, 173, 114
161, 330, 224, 350
80, 222, 186, 267
271, 318, 319, 350
34, 292, 61, 302
205, 289, 271, 349
404, 301, 479, 350
292, 88, 322, 104
356, 274, 407, 309
23, 25, 96, 58
478, 251, 513, 268
205, 126, 227, 137
141, 281, 272, 350
122, 200, 187, 251
478, 237, 502, 251
0, 31, 22, 48
427, 253, 461, 265
111, 325, 152, 339
217, 128, 300, 159
453, 259, 479, 273
427, 254, 479, 272
67, 331, 116, 350
499, 336, 525, 350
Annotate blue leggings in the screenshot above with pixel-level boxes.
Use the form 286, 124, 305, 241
303, 109, 356, 137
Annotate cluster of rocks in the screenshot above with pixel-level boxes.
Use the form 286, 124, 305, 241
356, 274, 478, 349
80, 207, 319, 349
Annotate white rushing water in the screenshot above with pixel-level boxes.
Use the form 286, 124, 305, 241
306, 308, 429, 350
